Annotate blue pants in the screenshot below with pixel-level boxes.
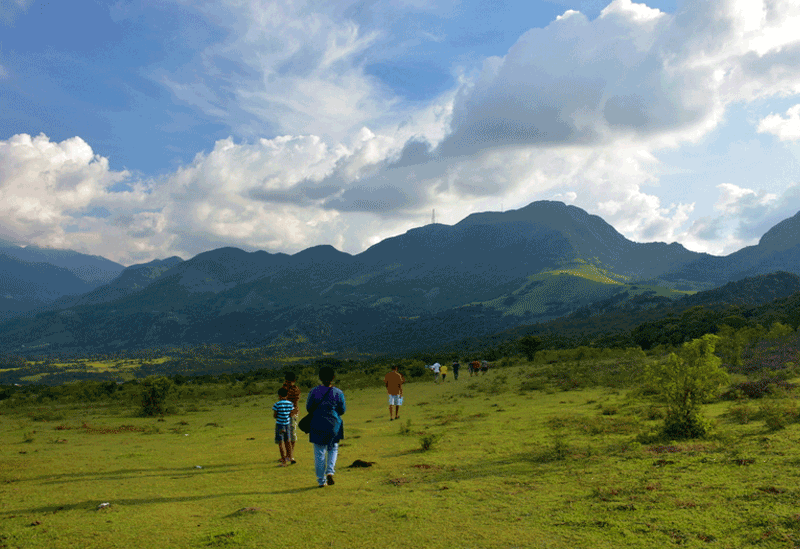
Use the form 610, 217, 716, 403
313, 442, 339, 486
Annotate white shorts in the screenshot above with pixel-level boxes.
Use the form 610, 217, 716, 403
388, 394, 403, 406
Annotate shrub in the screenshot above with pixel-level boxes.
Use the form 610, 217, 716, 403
661, 410, 712, 440
722, 378, 795, 400
419, 433, 440, 451
404, 363, 428, 379
532, 435, 571, 462
727, 403, 753, 424
140, 376, 174, 416
646, 335, 729, 439
758, 399, 798, 431
398, 419, 413, 435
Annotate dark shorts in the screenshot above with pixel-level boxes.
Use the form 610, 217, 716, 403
275, 424, 290, 444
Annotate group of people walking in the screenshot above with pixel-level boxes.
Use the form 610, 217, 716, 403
272, 367, 345, 488
428, 359, 490, 382
271, 359, 488, 487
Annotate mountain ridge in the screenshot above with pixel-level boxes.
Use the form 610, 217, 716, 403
1, 200, 800, 356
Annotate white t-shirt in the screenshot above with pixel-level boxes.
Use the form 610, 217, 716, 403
432, 363, 441, 373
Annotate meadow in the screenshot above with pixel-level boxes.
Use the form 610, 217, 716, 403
2, 357, 800, 548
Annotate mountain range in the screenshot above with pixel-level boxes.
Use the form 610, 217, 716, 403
2, 200, 800, 356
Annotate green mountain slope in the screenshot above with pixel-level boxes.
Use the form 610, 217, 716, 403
3, 201, 800, 357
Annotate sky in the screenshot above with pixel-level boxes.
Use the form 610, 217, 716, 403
1, 0, 800, 267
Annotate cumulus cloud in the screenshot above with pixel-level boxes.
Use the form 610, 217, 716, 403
6, 0, 800, 266
712, 182, 800, 244
0, 133, 161, 262
0, 133, 356, 264
0, 133, 133, 227
157, 134, 353, 256
675, 182, 800, 255
439, 0, 800, 155
314, 0, 800, 251
715, 183, 777, 215
758, 105, 800, 141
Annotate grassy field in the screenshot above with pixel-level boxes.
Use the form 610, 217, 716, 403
0, 357, 174, 384
2, 364, 800, 548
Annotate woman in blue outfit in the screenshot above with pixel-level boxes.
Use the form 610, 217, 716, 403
306, 366, 346, 487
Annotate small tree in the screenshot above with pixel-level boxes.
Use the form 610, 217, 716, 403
518, 335, 542, 362
647, 334, 729, 439
140, 376, 173, 416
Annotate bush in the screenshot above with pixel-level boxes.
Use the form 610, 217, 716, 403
404, 363, 428, 379
727, 403, 753, 424
140, 376, 173, 416
398, 419, 413, 435
646, 335, 729, 439
758, 399, 798, 431
661, 410, 712, 440
722, 378, 795, 400
419, 433, 440, 451
532, 435, 571, 462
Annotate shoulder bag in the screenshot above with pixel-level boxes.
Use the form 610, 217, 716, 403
298, 387, 333, 434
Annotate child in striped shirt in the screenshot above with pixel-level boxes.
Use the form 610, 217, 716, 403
273, 387, 294, 466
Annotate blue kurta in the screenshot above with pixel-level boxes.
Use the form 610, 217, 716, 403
306, 385, 346, 445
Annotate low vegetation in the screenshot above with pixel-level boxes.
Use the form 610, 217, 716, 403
2, 324, 800, 547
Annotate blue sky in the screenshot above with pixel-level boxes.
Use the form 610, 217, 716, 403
1, 0, 799, 266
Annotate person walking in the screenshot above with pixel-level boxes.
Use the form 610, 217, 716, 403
432, 362, 441, 383
306, 366, 346, 488
281, 372, 300, 464
272, 387, 294, 466
384, 364, 404, 421
470, 359, 480, 377
452, 361, 460, 381
440, 362, 448, 382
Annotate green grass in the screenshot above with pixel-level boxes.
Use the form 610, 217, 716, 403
470, 267, 692, 320
2, 365, 800, 548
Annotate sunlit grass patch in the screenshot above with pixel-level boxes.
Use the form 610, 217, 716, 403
3, 363, 800, 548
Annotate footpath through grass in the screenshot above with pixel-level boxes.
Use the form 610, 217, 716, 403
2, 365, 800, 548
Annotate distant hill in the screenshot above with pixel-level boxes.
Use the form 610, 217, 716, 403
0, 252, 98, 322
50, 256, 185, 309
653, 211, 800, 290
440, 271, 800, 357
0, 244, 124, 285
2, 201, 800, 357
0, 242, 125, 321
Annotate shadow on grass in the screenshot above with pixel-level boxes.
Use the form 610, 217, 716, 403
0, 491, 267, 516
3, 484, 341, 516
25, 463, 253, 485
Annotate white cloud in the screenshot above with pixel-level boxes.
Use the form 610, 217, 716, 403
6, 1, 800, 267
551, 191, 577, 204
157, 0, 417, 144
0, 133, 159, 262
715, 183, 777, 215
675, 182, 797, 255
0, 133, 132, 225
758, 104, 800, 141
439, 0, 800, 155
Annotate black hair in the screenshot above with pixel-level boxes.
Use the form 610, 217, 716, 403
319, 366, 335, 384
284, 371, 296, 382
278, 387, 289, 398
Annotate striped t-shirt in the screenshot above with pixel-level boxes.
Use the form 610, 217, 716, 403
273, 399, 293, 426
